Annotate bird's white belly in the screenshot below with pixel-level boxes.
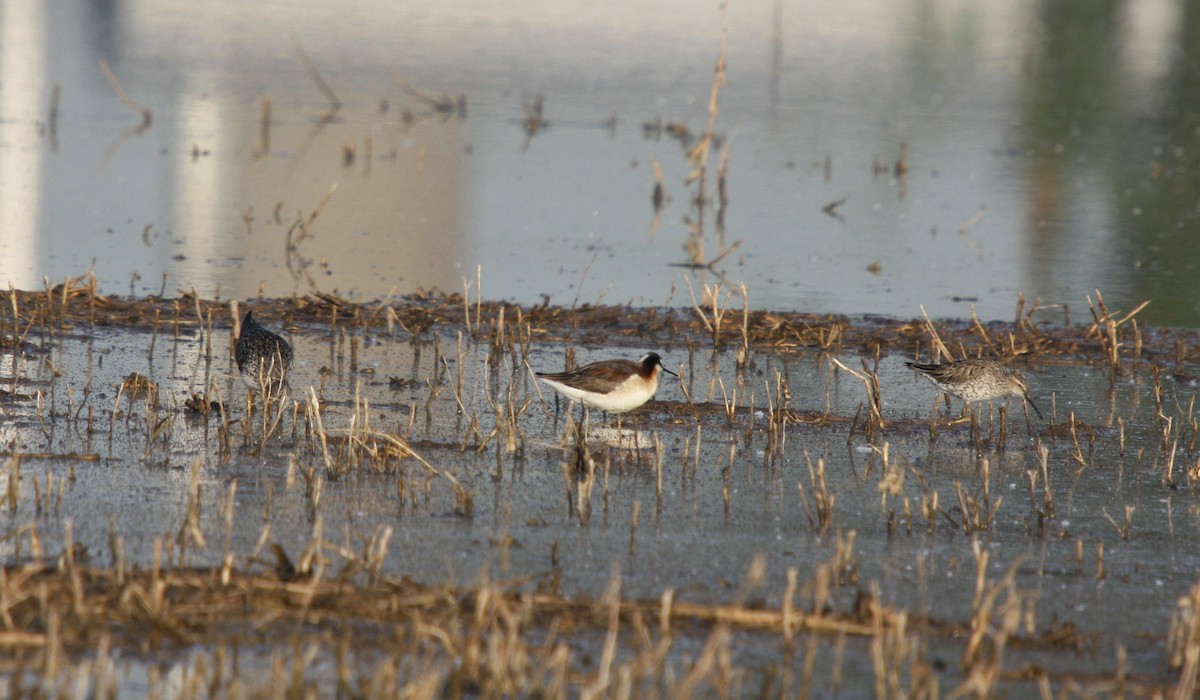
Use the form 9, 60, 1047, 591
542, 375, 655, 413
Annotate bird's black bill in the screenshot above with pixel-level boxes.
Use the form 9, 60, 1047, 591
1024, 393, 1043, 420
660, 365, 679, 378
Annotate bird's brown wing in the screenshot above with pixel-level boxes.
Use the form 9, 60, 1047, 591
536, 359, 640, 393
908, 359, 993, 383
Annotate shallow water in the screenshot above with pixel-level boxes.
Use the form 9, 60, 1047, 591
4, 0, 1200, 693
2, 310, 1200, 691
3, 1, 1200, 324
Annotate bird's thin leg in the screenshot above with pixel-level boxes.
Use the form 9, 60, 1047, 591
616, 413, 640, 457
560, 402, 578, 443
629, 415, 643, 455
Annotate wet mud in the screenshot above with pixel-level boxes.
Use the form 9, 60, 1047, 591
2, 285, 1199, 697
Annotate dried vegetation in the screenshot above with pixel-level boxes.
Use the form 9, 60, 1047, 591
4, 275, 1200, 695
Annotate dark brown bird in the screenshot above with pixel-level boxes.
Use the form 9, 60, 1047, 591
236, 311, 293, 394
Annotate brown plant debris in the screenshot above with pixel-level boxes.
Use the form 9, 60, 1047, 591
0, 286, 1175, 369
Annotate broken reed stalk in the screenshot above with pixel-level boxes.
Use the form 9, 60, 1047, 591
674, 369, 702, 423
220, 481, 237, 585
4, 455, 20, 511
651, 158, 667, 212
251, 355, 291, 447
569, 430, 597, 525
285, 184, 339, 254
919, 305, 953, 362
174, 458, 207, 563
306, 387, 334, 473
674, 7, 741, 269
1102, 505, 1135, 541
683, 17, 725, 205
474, 265, 483, 335
1067, 412, 1086, 467
737, 282, 750, 366
461, 273, 473, 335
257, 98, 272, 157
98, 57, 152, 131
292, 32, 341, 112
1085, 290, 1150, 380
950, 478, 1001, 535
1163, 414, 1179, 487
1038, 441, 1054, 519
392, 72, 465, 116
798, 452, 835, 533
874, 443, 907, 523
716, 375, 736, 424
956, 547, 1027, 697
684, 279, 732, 348
969, 304, 998, 357
716, 142, 731, 234
1168, 578, 1200, 686
761, 375, 789, 466
831, 358, 885, 432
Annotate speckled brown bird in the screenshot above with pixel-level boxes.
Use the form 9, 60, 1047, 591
236, 310, 293, 394
907, 358, 1042, 418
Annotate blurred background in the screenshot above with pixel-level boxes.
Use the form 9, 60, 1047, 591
2, 0, 1198, 325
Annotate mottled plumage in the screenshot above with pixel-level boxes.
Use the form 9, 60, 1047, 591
537, 352, 676, 413
907, 358, 1041, 418
236, 311, 293, 393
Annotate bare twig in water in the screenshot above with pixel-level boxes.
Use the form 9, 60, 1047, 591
96, 58, 153, 171
674, 9, 741, 271
292, 33, 342, 114
919, 306, 954, 363
284, 185, 340, 289
823, 196, 848, 222
570, 253, 600, 310
1085, 290, 1150, 380
255, 98, 272, 158
392, 72, 466, 117
705, 240, 742, 269
522, 95, 547, 151
956, 205, 986, 259
45, 83, 61, 152
651, 159, 668, 213
98, 58, 152, 132
832, 358, 885, 433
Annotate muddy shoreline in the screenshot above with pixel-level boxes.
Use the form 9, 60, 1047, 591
2, 285, 1197, 698
8, 282, 1182, 363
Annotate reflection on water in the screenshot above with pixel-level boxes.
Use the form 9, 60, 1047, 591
2, 1, 1200, 325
